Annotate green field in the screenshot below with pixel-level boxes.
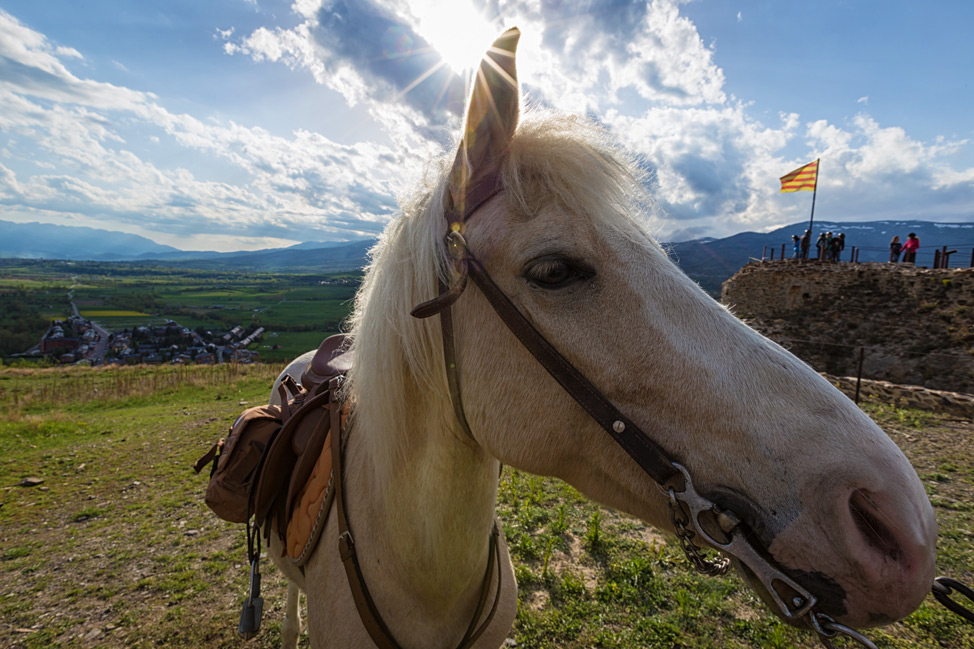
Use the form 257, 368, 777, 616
0, 365, 971, 648
0, 260, 359, 362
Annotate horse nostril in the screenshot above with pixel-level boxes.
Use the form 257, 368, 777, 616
849, 489, 903, 563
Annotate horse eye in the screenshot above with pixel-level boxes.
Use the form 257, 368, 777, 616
524, 256, 594, 289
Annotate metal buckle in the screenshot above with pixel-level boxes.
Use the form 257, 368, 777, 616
338, 530, 355, 562
445, 229, 467, 261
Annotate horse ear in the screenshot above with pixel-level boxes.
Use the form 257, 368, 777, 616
448, 27, 520, 222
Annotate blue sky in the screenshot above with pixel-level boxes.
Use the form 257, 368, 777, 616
1, 0, 972, 251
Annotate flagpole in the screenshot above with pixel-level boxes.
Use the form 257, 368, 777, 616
807, 157, 820, 236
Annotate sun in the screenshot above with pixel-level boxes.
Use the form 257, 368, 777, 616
414, 0, 499, 73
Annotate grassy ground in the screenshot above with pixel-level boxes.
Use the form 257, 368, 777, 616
0, 366, 971, 649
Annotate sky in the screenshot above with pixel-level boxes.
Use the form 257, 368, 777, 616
0, 0, 972, 252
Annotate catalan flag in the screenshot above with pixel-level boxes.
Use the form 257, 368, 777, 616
779, 159, 819, 193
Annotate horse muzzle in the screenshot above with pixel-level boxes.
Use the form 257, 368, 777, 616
761, 468, 938, 630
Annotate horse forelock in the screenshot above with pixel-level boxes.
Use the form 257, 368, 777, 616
503, 112, 661, 246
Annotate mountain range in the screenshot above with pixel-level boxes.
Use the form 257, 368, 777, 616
0, 219, 374, 273
3, 218, 973, 295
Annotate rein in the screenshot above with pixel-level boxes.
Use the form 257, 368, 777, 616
409, 179, 974, 647
328, 376, 505, 649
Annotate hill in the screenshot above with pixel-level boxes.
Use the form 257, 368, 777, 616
140, 239, 375, 273
0, 219, 180, 260
0, 218, 375, 272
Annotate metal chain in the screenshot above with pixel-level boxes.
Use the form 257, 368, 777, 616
666, 487, 730, 576
661, 468, 973, 644
932, 576, 974, 624
809, 613, 880, 649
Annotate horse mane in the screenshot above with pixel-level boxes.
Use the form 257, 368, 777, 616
345, 110, 658, 489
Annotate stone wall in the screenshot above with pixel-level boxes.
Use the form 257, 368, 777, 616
721, 261, 974, 394
824, 374, 974, 419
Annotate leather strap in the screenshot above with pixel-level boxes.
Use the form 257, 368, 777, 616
445, 167, 505, 229
331, 377, 504, 649
438, 277, 476, 441
192, 441, 221, 475
412, 242, 679, 485
331, 378, 399, 649
463, 256, 679, 486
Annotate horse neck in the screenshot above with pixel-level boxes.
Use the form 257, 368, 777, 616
343, 381, 501, 612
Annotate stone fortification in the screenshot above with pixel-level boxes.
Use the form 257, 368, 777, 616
825, 374, 974, 419
721, 261, 974, 394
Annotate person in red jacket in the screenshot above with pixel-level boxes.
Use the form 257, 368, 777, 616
901, 232, 920, 263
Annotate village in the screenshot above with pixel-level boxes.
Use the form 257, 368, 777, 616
32, 314, 264, 365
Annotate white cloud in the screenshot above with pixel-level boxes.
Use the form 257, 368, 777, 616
1, 2, 972, 251
0, 9, 412, 248
54, 45, 82, 59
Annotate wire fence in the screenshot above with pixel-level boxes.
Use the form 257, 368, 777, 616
759, 242, 974, 268
775, 336, 974, 399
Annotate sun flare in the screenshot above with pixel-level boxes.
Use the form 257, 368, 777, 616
414, 0, 499, 73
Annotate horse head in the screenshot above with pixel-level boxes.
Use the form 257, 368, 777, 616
424, 27, 936, 632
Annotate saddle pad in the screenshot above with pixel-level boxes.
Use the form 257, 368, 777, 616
286, 430, 335, 566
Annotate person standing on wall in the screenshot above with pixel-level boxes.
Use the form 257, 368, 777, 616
901, 232, 920, 263
821, 231, 834, 260
833, 233, 845, 262
889, 236, 902, 262
800, 229, 811, 260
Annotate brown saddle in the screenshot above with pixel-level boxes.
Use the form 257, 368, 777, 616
251, 333, 353, 566
195, 334, 354, 638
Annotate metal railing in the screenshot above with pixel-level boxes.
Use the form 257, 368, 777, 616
761, 243, 974, 268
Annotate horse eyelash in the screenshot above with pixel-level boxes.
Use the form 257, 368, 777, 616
523, 256, 595, 289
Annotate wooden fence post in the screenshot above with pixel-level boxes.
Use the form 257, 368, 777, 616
854, 346, 865, 405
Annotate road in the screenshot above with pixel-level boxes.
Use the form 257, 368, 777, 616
68, 300, 110, 363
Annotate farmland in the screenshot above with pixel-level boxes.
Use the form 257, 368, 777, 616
0, 260, 360, 362
0, 364, 972, 648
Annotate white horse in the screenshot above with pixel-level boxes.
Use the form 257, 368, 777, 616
268, 28, 936, 649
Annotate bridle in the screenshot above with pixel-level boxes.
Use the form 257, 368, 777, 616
408, 172, 974, 647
